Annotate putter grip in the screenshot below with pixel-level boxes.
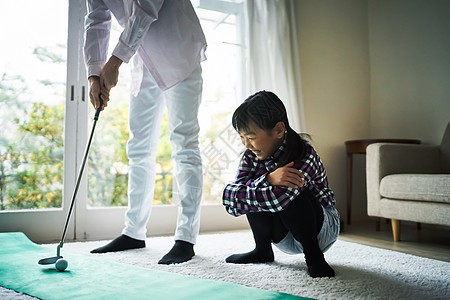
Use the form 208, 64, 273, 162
94, 96, 103, 120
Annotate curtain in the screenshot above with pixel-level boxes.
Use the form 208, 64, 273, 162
245, 0, 306, 132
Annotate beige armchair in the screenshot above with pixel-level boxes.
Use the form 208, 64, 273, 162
366, 122, 450, 241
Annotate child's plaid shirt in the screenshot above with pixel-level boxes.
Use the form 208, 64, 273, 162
222, 139, 336, 217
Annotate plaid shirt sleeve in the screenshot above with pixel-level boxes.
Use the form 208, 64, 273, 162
222, 144, 335, 217
222, 150, 302, 217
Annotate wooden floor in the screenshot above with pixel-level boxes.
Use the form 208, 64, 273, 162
338, 219, 450, 263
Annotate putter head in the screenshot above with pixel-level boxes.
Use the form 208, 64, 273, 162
38, 255, 63, 265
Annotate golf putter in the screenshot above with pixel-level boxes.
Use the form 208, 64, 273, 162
39, 98, 103, 266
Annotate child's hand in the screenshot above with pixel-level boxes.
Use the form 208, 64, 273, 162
266, 161, 304, 189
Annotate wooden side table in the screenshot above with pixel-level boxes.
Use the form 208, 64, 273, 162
345, 138, 421, 225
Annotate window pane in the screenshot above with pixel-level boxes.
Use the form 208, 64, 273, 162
87, 18, 131, 207
196, 4, 246, 204
0, 0, 67, 210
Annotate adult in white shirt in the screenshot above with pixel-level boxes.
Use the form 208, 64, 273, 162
84, 0, 207, 264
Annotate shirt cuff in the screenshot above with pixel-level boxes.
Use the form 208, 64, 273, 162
87, 62, 104, 78
112, 41, 135, 64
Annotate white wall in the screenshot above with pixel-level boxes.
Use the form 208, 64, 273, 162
294, 0, 450, 223
295, 0, 371, 222
368, 0, 450, 145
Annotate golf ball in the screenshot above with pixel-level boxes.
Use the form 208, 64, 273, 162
55, 258, 68, 272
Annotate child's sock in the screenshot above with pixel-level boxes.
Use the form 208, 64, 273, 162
90, 234, 145, 253
225, 248, 274, 264
227, 212, 276, 264
305, 253, 335, 278
158, 240, 195, 264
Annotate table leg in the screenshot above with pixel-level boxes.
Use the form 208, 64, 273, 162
346, 152, 352, 225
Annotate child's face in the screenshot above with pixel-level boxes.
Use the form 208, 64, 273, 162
238, 121, 285, 160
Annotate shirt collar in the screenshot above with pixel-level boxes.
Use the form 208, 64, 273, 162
263, 136, 287, 172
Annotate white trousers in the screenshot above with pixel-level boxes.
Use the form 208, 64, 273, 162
122, 64, 203, 244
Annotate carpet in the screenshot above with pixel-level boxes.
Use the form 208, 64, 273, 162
1, 231, 449, 299
0, 232, 307, 300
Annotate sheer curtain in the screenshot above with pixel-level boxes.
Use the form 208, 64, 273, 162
245, 0, 306, 132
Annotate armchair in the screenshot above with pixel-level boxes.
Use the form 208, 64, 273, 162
366, 122, 450, 241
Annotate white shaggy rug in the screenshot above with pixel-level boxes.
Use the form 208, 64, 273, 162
1, 230, 449, 299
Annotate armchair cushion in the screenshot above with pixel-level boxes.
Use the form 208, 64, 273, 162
380, 174, 450, 203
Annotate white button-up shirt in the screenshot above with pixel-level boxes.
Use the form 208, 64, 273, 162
84, 0, 207, 90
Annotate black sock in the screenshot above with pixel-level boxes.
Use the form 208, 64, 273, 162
158, 240, 195, 265
225, 248, 274, 264
305, 252, 335, 278
226, 212, 276, 264
90, 234, 145, 254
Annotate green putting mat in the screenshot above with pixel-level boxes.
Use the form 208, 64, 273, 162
0, 232, 311, 300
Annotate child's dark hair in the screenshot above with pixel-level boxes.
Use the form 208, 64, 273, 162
232, 90, 308, 166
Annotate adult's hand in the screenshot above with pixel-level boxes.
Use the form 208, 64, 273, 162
88, 76, 104, 109
100, 55, 122, 93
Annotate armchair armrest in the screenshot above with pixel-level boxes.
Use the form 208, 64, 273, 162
366, 143, 440, 217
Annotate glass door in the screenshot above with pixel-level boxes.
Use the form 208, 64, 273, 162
0, 0, 73, 242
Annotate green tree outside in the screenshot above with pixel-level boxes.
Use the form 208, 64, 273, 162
0, 42, 175, 210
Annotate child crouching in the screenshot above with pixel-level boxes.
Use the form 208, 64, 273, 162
222, 91, 340, 278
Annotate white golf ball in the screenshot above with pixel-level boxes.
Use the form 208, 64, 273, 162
55, 258, 68, 272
